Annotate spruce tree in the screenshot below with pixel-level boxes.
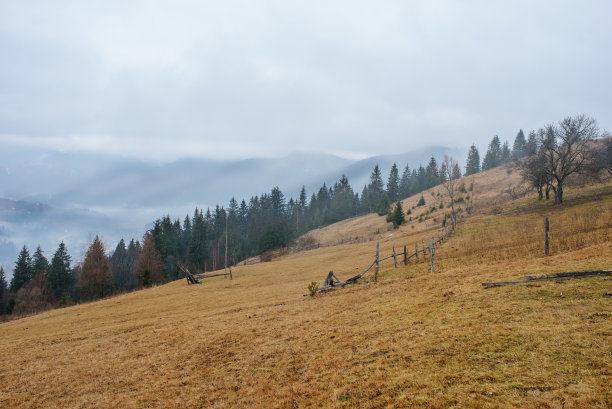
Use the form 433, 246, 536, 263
526, 130, 538, 156
48, 241, 74, 298
389, 201, 406, 228
452, 163, 462, 180
398, 164, 411, 199
0, 266, 8, 314
370, 164, 384, 192
374, 191, 391, 216
465, 144, 481, 175
425, 156, 440, 187
188, 209, 208, 270
78, 236, 113, 300
512, 129, 527, 160
135, 233, 165, 287
32, 246, 49, 275
111, 239, 130, 292
501, 140, 511, 163
10, 245, 33, 293
482, 135, 502, 170
386, 163, 399, 202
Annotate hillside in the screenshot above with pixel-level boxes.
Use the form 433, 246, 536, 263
0, 166, 611, 408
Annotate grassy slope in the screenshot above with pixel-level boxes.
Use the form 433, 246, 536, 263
0, 167, 611, 409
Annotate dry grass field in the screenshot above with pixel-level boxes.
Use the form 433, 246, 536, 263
1, 167, 611, 408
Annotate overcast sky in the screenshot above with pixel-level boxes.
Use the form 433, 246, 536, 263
1, 0, 610, 161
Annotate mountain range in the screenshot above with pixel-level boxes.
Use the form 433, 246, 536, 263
0, 145, 465, 277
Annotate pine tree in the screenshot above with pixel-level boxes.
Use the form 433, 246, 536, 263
10, 245, 33, 293
425, 156, 440, 187
366, 164, 384, 209
398, 164, 411, 199
452, 163, 462, 180
526, 130, 538, 156
135, 233, 165, 287
111, 239, 131, 292
512, 129, 527, 160
389, 201, 406, 228
482, 135, 502, 170
78, 236, 113, 300
126, 239, 141, 289
48, 241, 74, 299
386, 163, 399, 202
501, 140, 511, 163
188, 209, 208, 270
0, 266, 8, 314
32, 246, 49, 275
465, 144, 480, 175
374, 191, 391, 216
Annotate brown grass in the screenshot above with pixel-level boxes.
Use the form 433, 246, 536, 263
0, 167, 610, 408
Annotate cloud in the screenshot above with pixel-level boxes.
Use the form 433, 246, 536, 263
0, 0, 610, 161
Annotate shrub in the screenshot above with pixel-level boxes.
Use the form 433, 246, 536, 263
308, 282, 319, 297
417, 196, 426, 207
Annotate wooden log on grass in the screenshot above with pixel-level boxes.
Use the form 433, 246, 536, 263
483, 270, 612, 288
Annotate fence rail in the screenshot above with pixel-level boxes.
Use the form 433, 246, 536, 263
318, 225, 454, 293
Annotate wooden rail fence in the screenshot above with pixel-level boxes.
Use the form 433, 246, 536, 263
318, 225, 454, 293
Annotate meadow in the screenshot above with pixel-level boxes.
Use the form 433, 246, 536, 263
0, 165, 610, 408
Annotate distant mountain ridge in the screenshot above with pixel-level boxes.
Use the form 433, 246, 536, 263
0, 145, 465, 277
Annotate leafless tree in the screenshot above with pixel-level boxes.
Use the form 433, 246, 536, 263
442, 155, 459, 229
540, 115, 600, 204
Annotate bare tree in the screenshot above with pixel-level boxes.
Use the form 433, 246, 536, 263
540, 115, 600, 204
442, 155, 459, 229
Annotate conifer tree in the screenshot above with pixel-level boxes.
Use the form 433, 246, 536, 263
0, 266, 8, 314
10, 245, 33, 293
374, 191, 391, 216
526, 130, 538, 156
48, 241, 74, 298
126, 239, 142, 289
360, 165, 384, 214
32, 246, 49, 275
388, 201, 406, 228
398, 164, 411, 199
425, 156, 440, 188
188, 209, 208, 270
512, 129, 527, 160
452, 163, 462, 180
482, 135, 502, 170
465, 144, 480, 175
78, 236, 113, 300
111, 239, 131, 292
135, 233, 165, 287
386, 163, 399, 202
501, 140, 511, 163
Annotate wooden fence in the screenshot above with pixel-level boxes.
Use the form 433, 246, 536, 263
317, 225, 454, 293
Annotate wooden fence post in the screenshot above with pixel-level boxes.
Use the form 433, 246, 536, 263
375, 242, 379, 281
415, 243, 418, 259
431, 242, 436, 273
404, 245, 407, 265
422, 239, 426, 254
393, 245, 397, 268
545, 216, 549, 256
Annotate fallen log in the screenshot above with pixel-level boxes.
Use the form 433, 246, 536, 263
483, 270, 611, 288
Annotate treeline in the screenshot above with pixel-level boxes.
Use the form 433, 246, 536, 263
0, 155, 460, 316
2, 114, 608, 317
463, 115, 610, 203
145, 157, 463, 281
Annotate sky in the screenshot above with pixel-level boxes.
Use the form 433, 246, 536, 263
1, 0, 611, 161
